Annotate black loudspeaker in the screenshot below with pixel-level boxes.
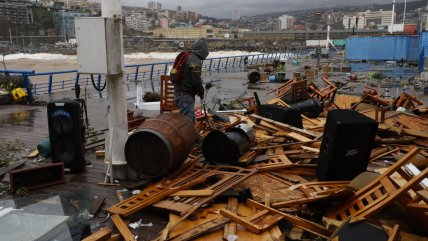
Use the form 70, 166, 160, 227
258, 104, 303, 128
317, 109, 378, 181
47, 100, 85, 173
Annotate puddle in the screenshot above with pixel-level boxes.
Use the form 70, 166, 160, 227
0, 187, 96, 241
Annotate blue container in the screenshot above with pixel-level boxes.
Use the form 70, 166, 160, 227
37, 137, 51, 158
268, 75, 276, 82
345, 36, 419, 62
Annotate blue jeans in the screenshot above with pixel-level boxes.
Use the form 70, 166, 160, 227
174, 94, 195, 123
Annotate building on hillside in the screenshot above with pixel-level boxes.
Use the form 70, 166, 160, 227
278, 15, 294, 30
0, 0, 33, 25
342, 15, 366, 29
160, 18, 168, 29
232, 11, 240, 21
148, 1, 161, 11
152, 26, 238, 39
125, 12, 152, 31
53, 11, 89, 38
359, 9, 394, 29
242, 29, 388, 43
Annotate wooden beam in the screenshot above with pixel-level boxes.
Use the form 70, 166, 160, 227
220, 209, 262, 234
111, 214, 136, 241
171, 189, 214, 197
82, 228, 112, 241
169, 217, 230, 241
251, 114, 321, 138
223, 198, 239, 241
247, 199, 332, 239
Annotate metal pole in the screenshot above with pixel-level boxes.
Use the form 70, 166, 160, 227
403, 0, 407, 24
391, 0, 396, 33
102, 0, 128, 180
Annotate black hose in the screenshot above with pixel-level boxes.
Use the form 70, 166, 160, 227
91, 74, 106, 92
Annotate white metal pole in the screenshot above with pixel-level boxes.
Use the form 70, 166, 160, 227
391, 0, 396, 33
403, 0, 407, 24
102, 0, 128, 179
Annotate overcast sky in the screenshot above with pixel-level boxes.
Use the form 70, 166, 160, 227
118, 0, 410, 18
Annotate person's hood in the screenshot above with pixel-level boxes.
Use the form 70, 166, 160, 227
190, 38, 209, 60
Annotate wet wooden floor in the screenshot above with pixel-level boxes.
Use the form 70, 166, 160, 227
0, 98, 167, 240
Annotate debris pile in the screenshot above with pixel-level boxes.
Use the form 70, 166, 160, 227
83, 76, 427, 240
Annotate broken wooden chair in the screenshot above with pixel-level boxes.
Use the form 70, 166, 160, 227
160, 75, 178, 113
308, 77, 337, 103
394, 92, 423, 111
325, 148, 428, 226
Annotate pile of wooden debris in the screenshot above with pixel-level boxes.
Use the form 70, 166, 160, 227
84, 77, 427, 241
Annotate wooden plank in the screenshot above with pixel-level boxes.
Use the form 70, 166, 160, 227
220, 209, 262, 234
171, 189, 214, 197
0, 160, 26, 177
247, 199, 332, 239
417, 190, 428, 203
89, 196, 105, 215
82, 227, 112, 241
223, 198, 238, 241
286, 132, 312, 142
153, 200, 194, 216
169, 217, 230, 241
111, 214, 136, 241
106, 234, 121, 241
251, 114, 321, 138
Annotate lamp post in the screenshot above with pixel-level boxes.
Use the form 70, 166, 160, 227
62, 10, 66, 42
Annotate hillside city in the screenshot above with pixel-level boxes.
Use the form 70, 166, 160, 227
1, 0, 428, 53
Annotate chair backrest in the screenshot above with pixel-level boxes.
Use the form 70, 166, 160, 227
160, 75, 178, 113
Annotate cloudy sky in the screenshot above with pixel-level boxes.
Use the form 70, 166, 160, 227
118, 0, 409, 18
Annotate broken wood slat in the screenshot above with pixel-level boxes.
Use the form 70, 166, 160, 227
166, 166, 256, 233
171, 189, 214, 197
89, 196, 105, 215
326, 148, 428, 221
168, 218, 230, 241
286, 132, 312, 142
386, 224, 400, 241
0, 160, 26, 177
272, 181, 351, 208
108, 164, 256, 235
378, 123, 428, 138
153, 200, 194, 216
220, 208, 284, 235
251, 114, 321, 139
9, 162, 65, 190
417, 190, 428, 203
247, 199, 332, 239
370, 148, 400, 162
223, 198, 239, 241
111, 214, 136, 241
106, 234, 121, 241
248, 154, 293, 171
250, 140, 320, 151
106, 164, 206, 216
82, 227, 112, 241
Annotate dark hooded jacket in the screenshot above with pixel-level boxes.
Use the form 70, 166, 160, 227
174, 38, 208, 97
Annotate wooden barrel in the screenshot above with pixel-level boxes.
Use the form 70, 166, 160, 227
124, 113, 196, 178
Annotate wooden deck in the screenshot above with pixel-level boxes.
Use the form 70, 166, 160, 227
0, 97, 168, 240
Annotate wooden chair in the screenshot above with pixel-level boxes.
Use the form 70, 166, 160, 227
325, 148, 428, 225
160, 75, 178, 113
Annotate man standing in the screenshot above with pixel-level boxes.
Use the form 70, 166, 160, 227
174, 38, 209, 122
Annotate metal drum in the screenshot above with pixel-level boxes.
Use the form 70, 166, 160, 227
202, 124, 254, 165
124, 113, 196, 178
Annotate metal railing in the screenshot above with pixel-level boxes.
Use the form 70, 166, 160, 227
0, 50, 312, 96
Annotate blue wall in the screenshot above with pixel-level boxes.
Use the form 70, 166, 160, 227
345, 36, 419, 62
418, 32, 428, 71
